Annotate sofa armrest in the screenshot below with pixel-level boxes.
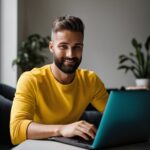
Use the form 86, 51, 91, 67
80, 111, 102, 127
0, 83, 16, 101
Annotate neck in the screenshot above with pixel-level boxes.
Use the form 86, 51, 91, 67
50, 63, 75, 84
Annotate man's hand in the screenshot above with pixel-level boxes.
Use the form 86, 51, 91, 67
59, 120, 97, 140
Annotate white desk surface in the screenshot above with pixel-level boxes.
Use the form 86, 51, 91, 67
12, 139, 150, 150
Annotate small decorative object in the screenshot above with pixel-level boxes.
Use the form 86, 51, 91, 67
12, 34, 51, 72
135, 79, 150, 88
118, 35, 150, 88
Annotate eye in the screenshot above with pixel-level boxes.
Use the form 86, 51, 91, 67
73, 45, 83, 50
59, 45, 68, 50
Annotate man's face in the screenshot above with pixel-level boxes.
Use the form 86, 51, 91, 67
50, 30, 84, 74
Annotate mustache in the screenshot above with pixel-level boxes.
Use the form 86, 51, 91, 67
63, 57, 79, 61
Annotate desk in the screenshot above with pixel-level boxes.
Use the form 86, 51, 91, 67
12, 139, 150, 150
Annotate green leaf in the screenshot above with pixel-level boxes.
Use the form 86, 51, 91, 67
145, 35, 150, 52
132, 38, 138, 49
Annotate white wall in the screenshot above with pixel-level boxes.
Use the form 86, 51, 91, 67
0, 0, 1, 80
0, 0, 17, 87
18, 0, 150, 88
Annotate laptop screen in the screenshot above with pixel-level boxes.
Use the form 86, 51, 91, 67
92, 90, 150, 149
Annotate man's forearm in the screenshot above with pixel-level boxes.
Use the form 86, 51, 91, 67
27, 122, 63, 139
27, 120, 96, 141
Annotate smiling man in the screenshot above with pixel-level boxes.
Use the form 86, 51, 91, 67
10, 16, 108, 145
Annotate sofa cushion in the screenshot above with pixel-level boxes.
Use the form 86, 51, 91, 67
0, 95, 13, 146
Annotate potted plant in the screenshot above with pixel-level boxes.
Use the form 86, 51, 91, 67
12, 34, 51, 74
118, 35, 150, 88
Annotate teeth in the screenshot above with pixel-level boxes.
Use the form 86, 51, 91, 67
66, 60, 74, 62
65, 60, 75, 64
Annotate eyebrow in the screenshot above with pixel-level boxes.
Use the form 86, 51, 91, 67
58, 42, 84, 46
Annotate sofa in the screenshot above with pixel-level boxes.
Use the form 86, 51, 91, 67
0, 83, 15, 149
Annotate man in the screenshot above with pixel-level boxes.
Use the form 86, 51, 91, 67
10, 16, 108, 145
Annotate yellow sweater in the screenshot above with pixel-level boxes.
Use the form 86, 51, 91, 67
10, 65, 108, 145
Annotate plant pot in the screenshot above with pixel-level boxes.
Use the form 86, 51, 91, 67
135, 79, 150, 89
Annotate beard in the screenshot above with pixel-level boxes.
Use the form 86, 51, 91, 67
53, 55, 82, 74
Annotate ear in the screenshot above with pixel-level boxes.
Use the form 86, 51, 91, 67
49, 41, 54, 53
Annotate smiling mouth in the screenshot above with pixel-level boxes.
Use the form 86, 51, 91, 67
64, 60, 75, 65
65, 59, 75, 62
63, 59, 76, 66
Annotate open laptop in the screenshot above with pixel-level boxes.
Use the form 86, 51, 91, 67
48, 90, 150, 149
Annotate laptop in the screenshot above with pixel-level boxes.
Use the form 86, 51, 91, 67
48, 90, 150, 149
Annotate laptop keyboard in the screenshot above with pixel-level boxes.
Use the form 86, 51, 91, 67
50, 136, 93, 145
73, 137, 93, 145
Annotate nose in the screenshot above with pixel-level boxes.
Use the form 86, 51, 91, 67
66, 48, 74, 58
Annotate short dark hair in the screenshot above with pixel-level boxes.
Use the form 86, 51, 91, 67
51, 15, 85, 37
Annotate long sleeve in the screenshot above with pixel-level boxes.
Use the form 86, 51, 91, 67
10, 72, 36, 145
90, 74, 108, 112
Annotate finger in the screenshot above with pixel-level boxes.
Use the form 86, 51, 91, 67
75, 129, 90, 140
77, 124, 95, 139
76, 121, 96, 138
81, 120, 97, 133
